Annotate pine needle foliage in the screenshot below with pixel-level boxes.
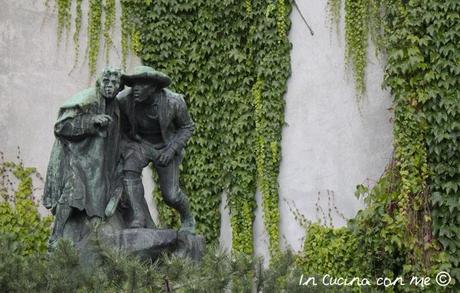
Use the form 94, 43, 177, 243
0, 235, 336, 293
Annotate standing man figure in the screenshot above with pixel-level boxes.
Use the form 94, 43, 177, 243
43, 67, 125, 249
117, 66, 196, 232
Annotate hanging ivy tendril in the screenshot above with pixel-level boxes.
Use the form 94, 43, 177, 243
344, 0, 368, 98
56, 0, 71, 42
103, 0, 116, 63
72, 0, 83, 66
87, 0, 102, 76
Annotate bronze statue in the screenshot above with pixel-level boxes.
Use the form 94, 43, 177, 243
43, 66, 202, 261
117, 66, 196, 233
43, 68, 126, 249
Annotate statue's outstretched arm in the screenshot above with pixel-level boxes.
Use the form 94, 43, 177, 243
54, 112, 98, 140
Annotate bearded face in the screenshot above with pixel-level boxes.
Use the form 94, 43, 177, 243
100, 73, 121, 99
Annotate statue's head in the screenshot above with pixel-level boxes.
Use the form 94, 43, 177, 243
97, 67, 123, 99
131, 80, 158, 103
121, 66, 171, 103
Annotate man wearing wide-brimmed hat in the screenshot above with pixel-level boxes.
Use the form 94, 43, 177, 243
117, 66, 196, 232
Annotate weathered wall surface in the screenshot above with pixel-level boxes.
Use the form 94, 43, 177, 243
0, 0, 393, 255
274, 1, 393, 252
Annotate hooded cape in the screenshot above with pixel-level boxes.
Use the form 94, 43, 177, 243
43, 87, 123, 218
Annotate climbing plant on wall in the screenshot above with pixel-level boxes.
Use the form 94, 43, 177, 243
49, 0, 292, 256
407, 0, 460, 279
327, 0, 384, 98
344, 0, 368, 97
327, 0, 460, 283
298, 160, 452, 291
0, 152, 52, 255
72, 0, 83, 65
120, 0, 291, 256
250, 0, 291, 257
55, 0, 72, 42
51, 0, 117, 75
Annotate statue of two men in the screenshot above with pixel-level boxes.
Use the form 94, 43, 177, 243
43, 66, 195, 249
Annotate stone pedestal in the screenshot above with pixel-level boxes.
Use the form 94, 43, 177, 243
100, 228, 205, 261
61, 210, 205, 266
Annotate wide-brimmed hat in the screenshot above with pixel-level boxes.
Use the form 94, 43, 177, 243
121, 66, 171, 88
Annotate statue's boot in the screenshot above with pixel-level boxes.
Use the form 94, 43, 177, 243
124, 178, 147, 228
175, 191, 196, 234
179, 215, 196, 234
47, 235, 59, 251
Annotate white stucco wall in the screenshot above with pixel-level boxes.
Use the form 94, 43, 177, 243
275, 1, 393, 252
0, 0, 393, 257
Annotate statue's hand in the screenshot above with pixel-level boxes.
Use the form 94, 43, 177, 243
92, 114, 113, 128
156, 146, 176, 167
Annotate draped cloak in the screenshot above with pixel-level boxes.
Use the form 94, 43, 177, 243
43, 88, 123, 218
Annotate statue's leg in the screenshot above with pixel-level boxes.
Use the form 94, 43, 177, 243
155, 155, 196, 233
123, 142, 152, 228
48, 202, 72, 250
123, 171, 148, 228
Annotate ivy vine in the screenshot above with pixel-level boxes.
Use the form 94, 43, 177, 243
344, 0, 368, 98
120, 1, 130, 69
409, 0, 460, 279
56, 0, 71, 42
52, 0, 116, 75
72, 0, 83, 66
327, 0, 460, 285
93, 0, 293, 256
327, 0, 341, 32
383, 0, 460, 282
297, 158, 452, 292
87, 0, 102, 76
327, 0, 383, 98
103, 0, 116, 62
0, 152, 52, 256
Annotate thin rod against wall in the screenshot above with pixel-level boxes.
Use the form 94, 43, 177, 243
293, 0, 315, 36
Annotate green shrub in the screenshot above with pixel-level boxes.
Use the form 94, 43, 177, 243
297, 162, 452, 292
0, 152, 52, 255
0, 234, 328, 292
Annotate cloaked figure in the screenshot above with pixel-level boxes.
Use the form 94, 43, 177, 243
42, 67, 154, 249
